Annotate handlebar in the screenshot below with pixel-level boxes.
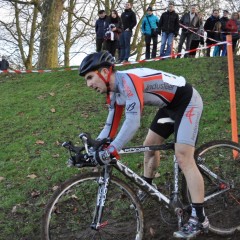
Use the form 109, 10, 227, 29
62, 133, 111, 168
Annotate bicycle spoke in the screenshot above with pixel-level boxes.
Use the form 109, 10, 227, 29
195, 140, 240, 235
42, 173, 144, 240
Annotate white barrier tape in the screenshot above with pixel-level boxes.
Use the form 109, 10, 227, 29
179, 23, 219, 43
0, 67, 78, 74
180, 23, 239, 34
0, 41, 229, 74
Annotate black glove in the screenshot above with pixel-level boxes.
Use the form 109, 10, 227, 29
94, 145, 119, 165
200, 37, 204, 45
158, 30, 161, 35
174, 33, 178, 38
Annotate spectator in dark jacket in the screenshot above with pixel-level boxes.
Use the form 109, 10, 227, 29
204, 9, 220, 57
177, 5, 202, 58
220, 10, 230, 56
141, 6, 159, 59
0, 56, 9, 70
226, 12, 240, 53
95, 10, 108, 52
189, 13, 204, 58
118, 2, 137, 63
158, 2, 179, 58
212, 21, 223, 56
105, 10, 123, 59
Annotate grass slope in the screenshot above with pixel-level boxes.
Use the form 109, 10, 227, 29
0, 56, 240, 239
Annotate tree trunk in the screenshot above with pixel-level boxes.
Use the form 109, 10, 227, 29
64, 0, 75, 67
25, 4, 38, 69
38, 0, 65, 68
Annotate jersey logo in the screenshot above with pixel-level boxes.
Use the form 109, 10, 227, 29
126, 102, 136, 111
185, 107, 195, 124
123, 78, 134, 98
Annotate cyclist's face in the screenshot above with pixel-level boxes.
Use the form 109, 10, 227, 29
85, 71, 107, 93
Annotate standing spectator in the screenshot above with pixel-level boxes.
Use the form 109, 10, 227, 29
226, 12, 240, 53
95, 10, 108, 52
212, 21, 223, 56
118, 2, 137, 63
204, 9, 220, 57
220, 10, 230, 56
141, 6, 159, 59
189, 13, 204, 58
158, 2, 179, 58
177, 5, 202, 58
0, 56, 9, 70
105, 10, 123, 59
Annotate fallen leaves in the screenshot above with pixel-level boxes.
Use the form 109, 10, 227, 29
0, 176, 5, 182
155, 172, 160, 178
31, 190, 40, 198
49, 92, 55, 97
149, 227, 156, 236
36, 140, 44, 145
50, 108, 56, 113
52, 185, 59, 191
27, 174, 38, 179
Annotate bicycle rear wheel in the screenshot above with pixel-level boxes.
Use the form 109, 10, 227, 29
42, 172, 144, 240
195, 140, 240, 235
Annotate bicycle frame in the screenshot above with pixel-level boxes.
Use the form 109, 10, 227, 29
91, 144, 186, 230
198, 163, 231, 201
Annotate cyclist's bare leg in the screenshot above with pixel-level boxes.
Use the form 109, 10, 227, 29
175, 143, 204, 203
143, 129, 165, 178
173, 144, 209, 238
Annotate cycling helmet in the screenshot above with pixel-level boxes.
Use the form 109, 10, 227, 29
79, 51, 115, 76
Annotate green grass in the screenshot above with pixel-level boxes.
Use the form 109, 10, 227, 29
0, 56, 240, 239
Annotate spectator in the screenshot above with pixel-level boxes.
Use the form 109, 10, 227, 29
118, 2, 137, 63
226, 12, 240, 53
0, 56, 9, 70
189, 13, 204, 58
220, 10, 230, 56
158, 2, 179, 58
212, 21, 223, 56
177, 5, 202, 58
105, 10, 123, 59
141, 6, 159, 59
204, 9, 220, 57
95, 10, 108, 52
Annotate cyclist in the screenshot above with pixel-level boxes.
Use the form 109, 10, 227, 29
79, 51, 209, 238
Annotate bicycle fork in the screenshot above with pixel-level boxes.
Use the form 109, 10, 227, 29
172, 155, 184, 230
90, 165, 111, 230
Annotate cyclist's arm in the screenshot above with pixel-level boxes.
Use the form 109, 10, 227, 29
110, 74, 143, 151
97, 101, 124, 140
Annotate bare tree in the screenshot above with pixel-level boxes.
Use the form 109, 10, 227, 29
38, 0, 66, 68
0, 1, 40, 69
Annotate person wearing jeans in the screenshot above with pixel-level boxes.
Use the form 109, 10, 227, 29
119, 30, 133, 62
204, 9, 220, 57
141, 6, 159, 59
160, 32, 174, 57
158, 2, 179, 58
118, 2, 137, 62
220, 10, 229, 56
177, 5, 202, 58
95, 10, 108, 52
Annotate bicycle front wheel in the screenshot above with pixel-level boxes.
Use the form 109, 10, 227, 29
42, 172, 144, 240
195, 140, 240, 235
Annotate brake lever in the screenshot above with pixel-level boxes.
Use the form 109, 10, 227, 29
62, 141, 84, 154
79, 133, 89, 154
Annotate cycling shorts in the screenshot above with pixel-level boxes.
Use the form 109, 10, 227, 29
150, 88, 203, 146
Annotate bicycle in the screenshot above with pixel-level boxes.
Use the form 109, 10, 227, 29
42, 133, 240, 240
